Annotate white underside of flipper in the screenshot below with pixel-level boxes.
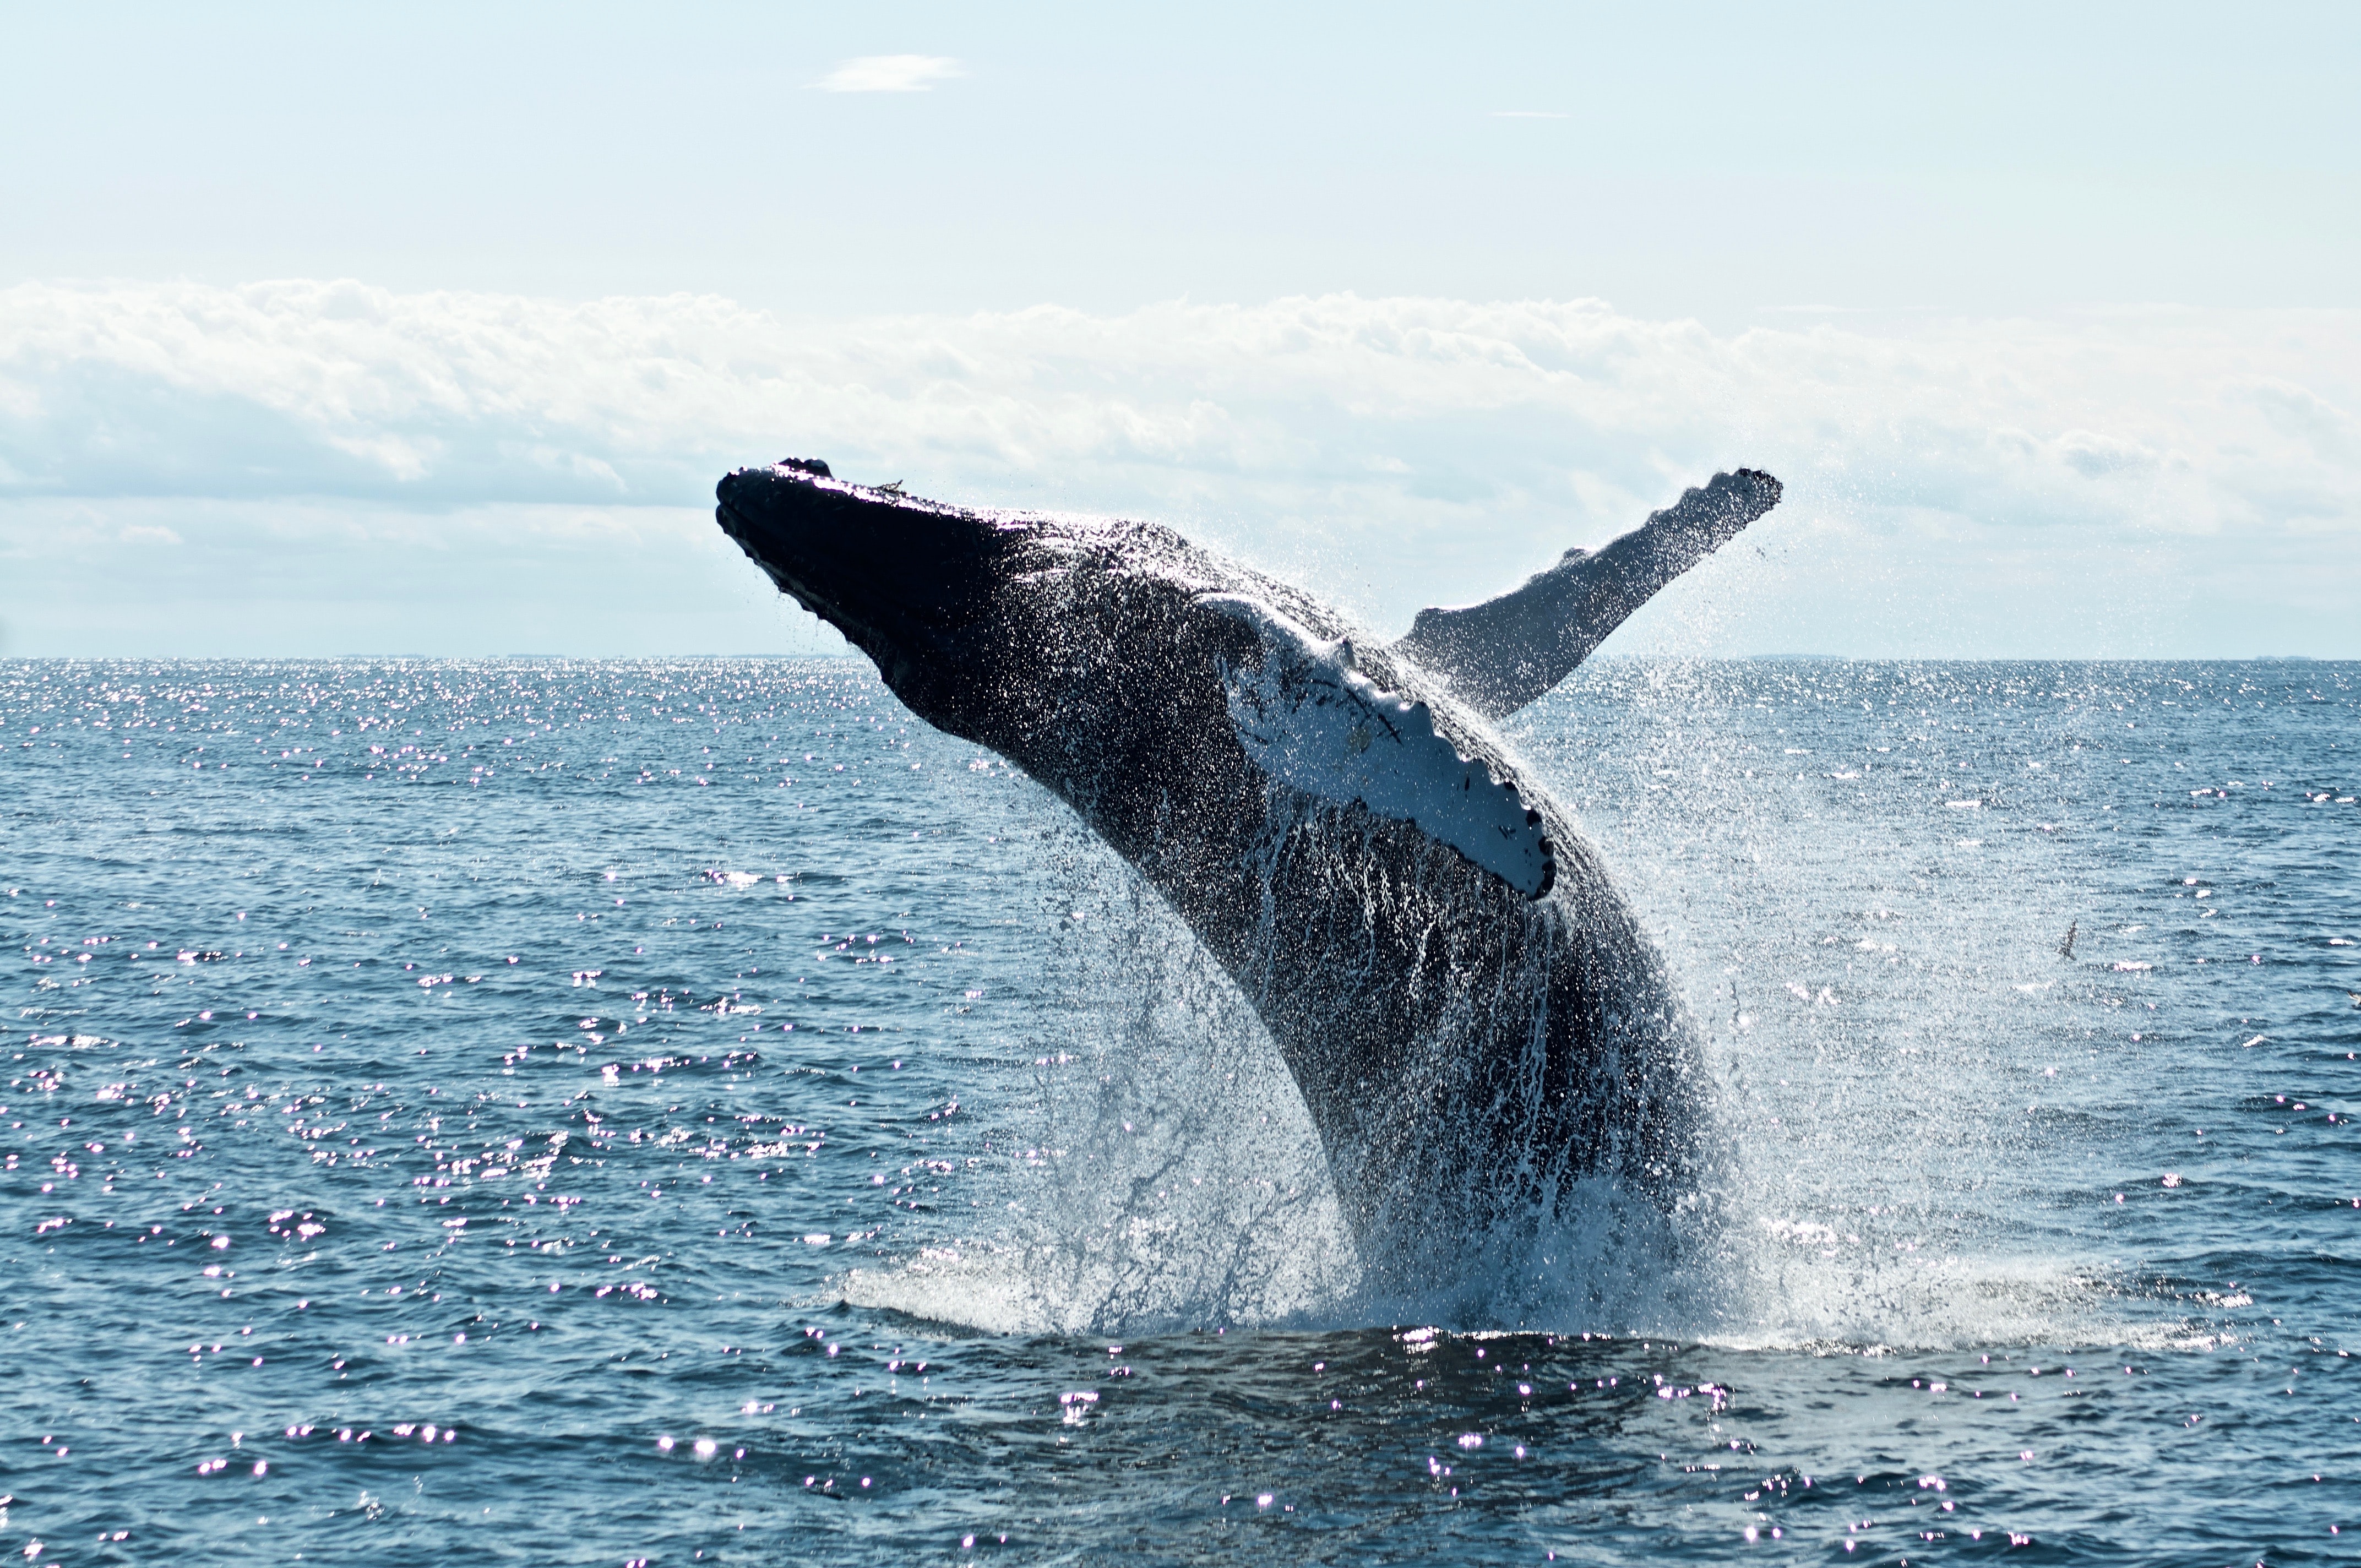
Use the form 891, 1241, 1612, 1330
1205, 595, 1554, 899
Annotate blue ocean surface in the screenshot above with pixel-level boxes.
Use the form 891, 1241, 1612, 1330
3, 656, 2356, 1564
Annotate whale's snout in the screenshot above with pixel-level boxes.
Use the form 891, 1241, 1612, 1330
715, 459, 1019, 704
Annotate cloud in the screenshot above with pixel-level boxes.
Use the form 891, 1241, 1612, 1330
1488, 111, 1569, 119
0, 281, 2355, 655
815, 55, 964, 93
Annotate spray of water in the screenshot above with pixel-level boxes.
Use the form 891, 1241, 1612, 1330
849, 659, 2184, 1349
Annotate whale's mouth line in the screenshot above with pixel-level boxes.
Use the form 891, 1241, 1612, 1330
714, 478, 869, 645
714, 486, 784, 574
714, 486, 803, 586
714, 464, 1023, 696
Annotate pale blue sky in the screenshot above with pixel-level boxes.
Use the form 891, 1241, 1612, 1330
3, 2, 2357, 656
9, 1, 2355, 320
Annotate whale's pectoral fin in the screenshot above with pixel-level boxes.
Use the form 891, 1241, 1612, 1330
1201, 594, 1555, 899
1390, 467, 1782, 718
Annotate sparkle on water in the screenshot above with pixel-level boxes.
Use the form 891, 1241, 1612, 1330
2, 656, 2355, 1562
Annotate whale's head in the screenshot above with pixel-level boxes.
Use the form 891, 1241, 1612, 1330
715, 459, 1105, 747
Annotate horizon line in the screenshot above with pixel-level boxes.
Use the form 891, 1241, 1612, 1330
0, 652, 2347, 665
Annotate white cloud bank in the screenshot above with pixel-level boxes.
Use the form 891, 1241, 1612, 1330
1, 279, 2354, 656
815, 55, 964, 93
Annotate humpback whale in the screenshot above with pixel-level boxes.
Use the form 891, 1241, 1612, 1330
716, 459, 1781, 1284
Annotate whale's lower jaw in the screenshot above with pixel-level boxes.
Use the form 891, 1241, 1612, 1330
712, 466, 1029, 729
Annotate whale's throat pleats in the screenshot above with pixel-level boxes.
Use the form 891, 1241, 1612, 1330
1203, 594, 1556, 900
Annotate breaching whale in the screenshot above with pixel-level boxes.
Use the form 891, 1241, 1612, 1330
716, 459, 1781, 1284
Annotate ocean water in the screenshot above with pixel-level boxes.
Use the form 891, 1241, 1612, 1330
3, 655, 2356, 1565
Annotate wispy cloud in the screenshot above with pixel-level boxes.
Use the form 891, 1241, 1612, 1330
1, 281, 2355, 655
1488, 111, 1568, 119
816, 55, 964, 93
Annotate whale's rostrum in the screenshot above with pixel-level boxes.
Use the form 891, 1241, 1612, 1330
715, 459, 1781, 1289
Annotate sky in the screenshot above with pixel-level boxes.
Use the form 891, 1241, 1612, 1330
2, 1, 2356, 658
